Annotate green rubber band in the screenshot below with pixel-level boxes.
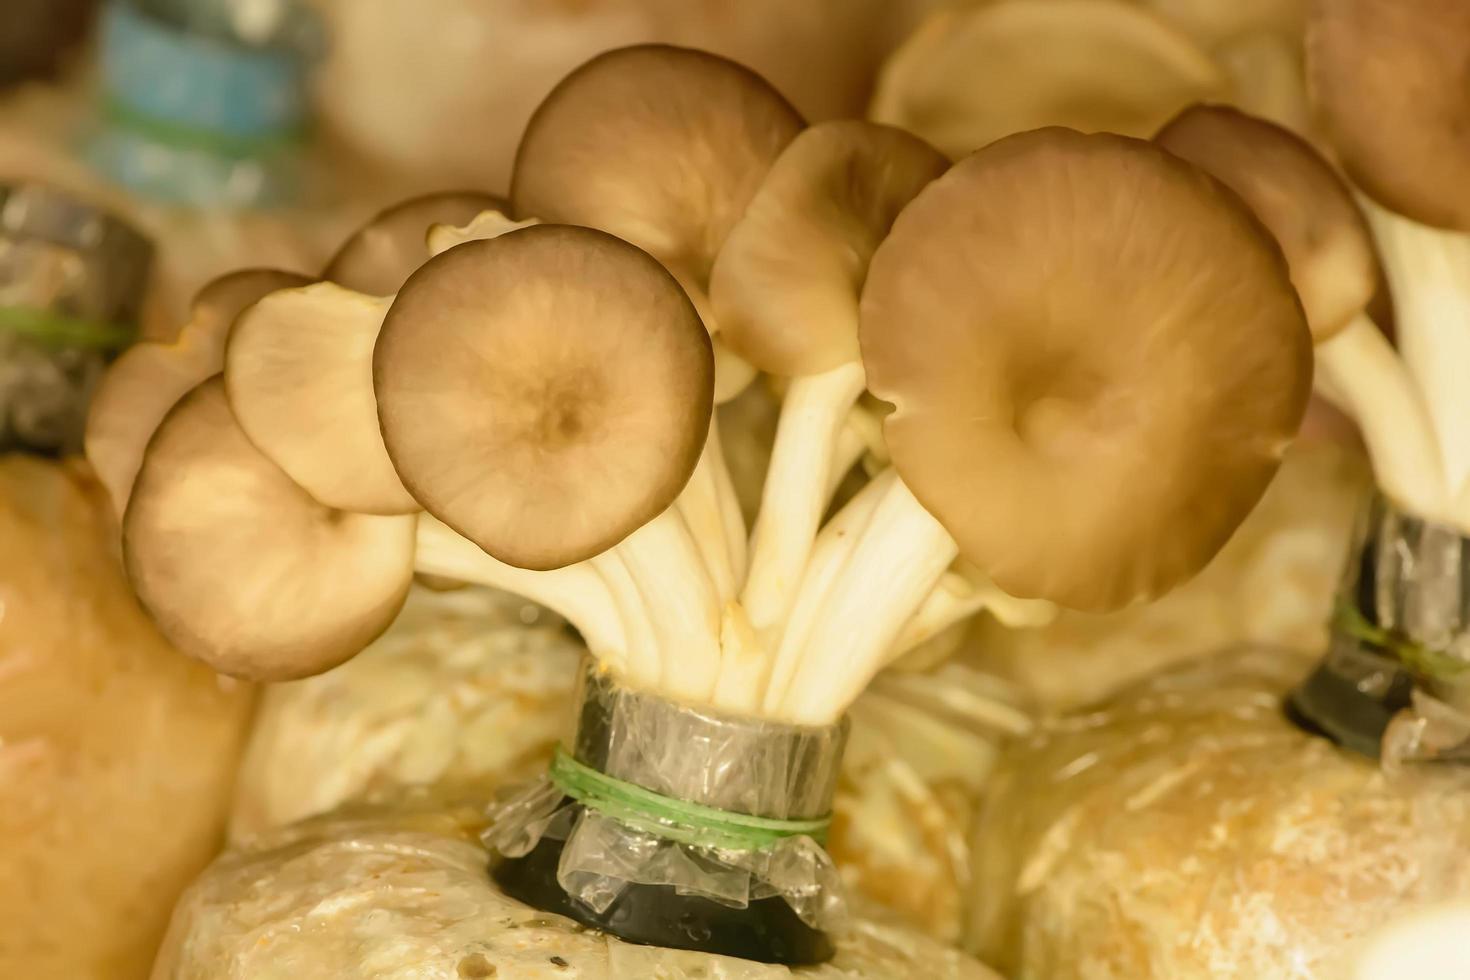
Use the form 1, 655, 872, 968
0, 305, 136, 351
1334, 599, 1470, 682
103, 97, 304, 159
548, 746, 830, 851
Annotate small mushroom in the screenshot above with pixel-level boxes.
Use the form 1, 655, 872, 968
510, 43, 800, 403
123, 379, 416, 681
512, 44, 802, 335
85, 269, 311, 520
511, 44, 802, 596
1156, 104, 1373, 341
374, 223, 713, 569
1156, 103, 1447, 520
1307, 0, 1470, 521
775, 128, 1311, 721
323, 191, 506, 295
1308, 0, 1470, 232
707, 120, 948, 663
375, 223, 722, 699
870, 0, 1227, 159
224, 208, 543, 518
224, 284, 416, 515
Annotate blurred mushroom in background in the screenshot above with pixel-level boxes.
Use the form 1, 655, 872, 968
871, 0, 1365, 715
305, 0, 941, 194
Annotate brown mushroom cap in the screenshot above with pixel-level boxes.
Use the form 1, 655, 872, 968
225, 283, 417, 515
870, 0, 1227, 160
85, 269, 312, 519
374, 224, 713, 570
511, 44, 803, 312
860, 128, 1312, 612
123, 379, 415, 680
324, 191, 506, 295
1156, 103, 1377, 341
710, 121, 949, 376
1307, 0, 1470, 230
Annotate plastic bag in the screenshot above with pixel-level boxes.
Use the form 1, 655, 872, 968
0, 457, 254, 979
154, 794, 999, 979
966, 647, 1470, 979
230, 584, 580, 840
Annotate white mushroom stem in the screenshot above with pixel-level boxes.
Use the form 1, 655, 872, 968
777, 476, 960, 724
711, 419, 748, 586
759, 468, 895, 714
414, 516, 626, 660
588, 550, 661, 688
710, 601, 766, 714
889, 565, 1057, 662
1315, 313, 1451, 522
827, 419, 867, 498
741, 360, 868, 637
614, 507, 724, 702
1362, 201, 1470, 497
869, 666, 1035, 740
676, 418, 746, 601
713, 338, 759, 403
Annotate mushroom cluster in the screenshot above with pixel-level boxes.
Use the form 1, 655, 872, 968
90, 44, 1311, 729
1139, 3, 1470, 532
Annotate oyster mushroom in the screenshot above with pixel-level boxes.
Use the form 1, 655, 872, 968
374, 224, 721, 699
85, 268, 311, 520
1307, 0, 1470, 523
323, 191, 505, 295
375, 225, 712, 570
1156, 103, 1446, 520
225, 285, 417, 516
223, 203, 540, 518
774, 128, 1311, 721
123, 379, 416, 681
710, 121, 948, 652
870, 0, 1227, 159
512, 43, 803, 599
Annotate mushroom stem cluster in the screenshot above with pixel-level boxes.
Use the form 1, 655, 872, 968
1359, 206, 1470, 518
100, 46, 1311, 730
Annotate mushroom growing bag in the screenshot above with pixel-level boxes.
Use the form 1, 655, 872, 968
155, 796, 996, 980
229, 583, 1012, 944
967, 646, 1470, 979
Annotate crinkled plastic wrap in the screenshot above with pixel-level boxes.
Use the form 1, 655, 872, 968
231, 585, 580, 840
155, 794, 999, 979
488, 663, 849, 930
966, 648, 1470, 979
1290, 494, 1470, 762
0, 457, 253, 979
